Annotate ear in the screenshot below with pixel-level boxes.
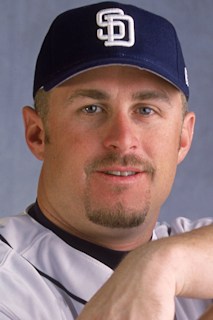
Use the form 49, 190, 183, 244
22, 106, 45, 161
178, 112, 196, 164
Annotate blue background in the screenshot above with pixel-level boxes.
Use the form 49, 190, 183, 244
0, 0, 212, 222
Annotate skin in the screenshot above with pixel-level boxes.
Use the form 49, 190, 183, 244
22, 66, 213, 319
77, 225, 213, 320
23, 66, 195, 251
199, 305, 213, 319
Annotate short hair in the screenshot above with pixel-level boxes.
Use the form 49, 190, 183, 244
34, 88, 50, 122
34, 89, 50, 143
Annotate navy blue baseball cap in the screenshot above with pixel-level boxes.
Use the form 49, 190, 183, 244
33, 1, 189, 98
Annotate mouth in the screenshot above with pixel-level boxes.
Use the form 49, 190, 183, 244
104, 171, 139, 177
85, 153, 155, 180
97, 166, 143, 180
92, 168, 146, 188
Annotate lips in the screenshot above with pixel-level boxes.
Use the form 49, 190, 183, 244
104, 171, 138, 177
85, 154, 155, 179
96, 166, 143, 179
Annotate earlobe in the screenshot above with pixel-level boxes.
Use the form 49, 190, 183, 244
178, 112, 196, 164
22, 106, 45, 160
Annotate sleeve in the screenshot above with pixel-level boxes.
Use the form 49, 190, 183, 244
0, 307, 17, 320
0, 315, 13, 320
170, 216, 213, 235
153, 217, 213, 240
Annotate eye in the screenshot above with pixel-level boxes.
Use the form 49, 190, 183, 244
137, 106, 154, 116
82, 104, 102, 114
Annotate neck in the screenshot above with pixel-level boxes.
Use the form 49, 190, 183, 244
37, 198, 155, 251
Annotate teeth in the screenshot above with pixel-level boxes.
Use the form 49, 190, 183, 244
106, 171, 136, 176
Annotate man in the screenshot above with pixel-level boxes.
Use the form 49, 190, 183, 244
0, 2, 212, 319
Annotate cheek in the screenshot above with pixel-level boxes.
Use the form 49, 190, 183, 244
48, 127, 99, 181
49, 116, 95, 155
147, 125, 181, 184
143, 122, 180, 159
146, 137, 179, 211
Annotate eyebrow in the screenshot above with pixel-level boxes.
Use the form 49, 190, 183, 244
67, 89, 110, 102
132, 90, 172, 105
66, 88, 172, 107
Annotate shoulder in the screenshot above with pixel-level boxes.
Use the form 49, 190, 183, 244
0, 240, 59, 318
0, 211, 112, 319
0, 212, 67, 319
0, 233, 74, 319
170, 216, 213, 234
0, 209, 52, 251
153, 216, 213, 239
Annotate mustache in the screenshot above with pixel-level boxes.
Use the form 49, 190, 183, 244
85, 152, 155, 176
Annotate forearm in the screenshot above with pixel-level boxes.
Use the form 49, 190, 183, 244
121, 223, 213, 300
78, 224, 213, 319
78, 239, 176, 320
169, 224, 213, 299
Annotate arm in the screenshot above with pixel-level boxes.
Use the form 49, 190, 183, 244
199, 305, 213, 320
78, 224, 213, 320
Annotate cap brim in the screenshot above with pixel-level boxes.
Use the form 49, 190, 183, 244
42, 56, 189, 98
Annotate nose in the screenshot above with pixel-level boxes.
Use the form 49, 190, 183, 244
102, 112, 139, 152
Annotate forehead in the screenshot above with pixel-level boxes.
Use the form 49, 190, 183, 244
48, 65, 182, 107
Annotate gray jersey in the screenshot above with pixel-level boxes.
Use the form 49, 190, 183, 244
0, 209, 212, 319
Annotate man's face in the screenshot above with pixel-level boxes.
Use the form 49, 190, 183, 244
30, 66, 194, 247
